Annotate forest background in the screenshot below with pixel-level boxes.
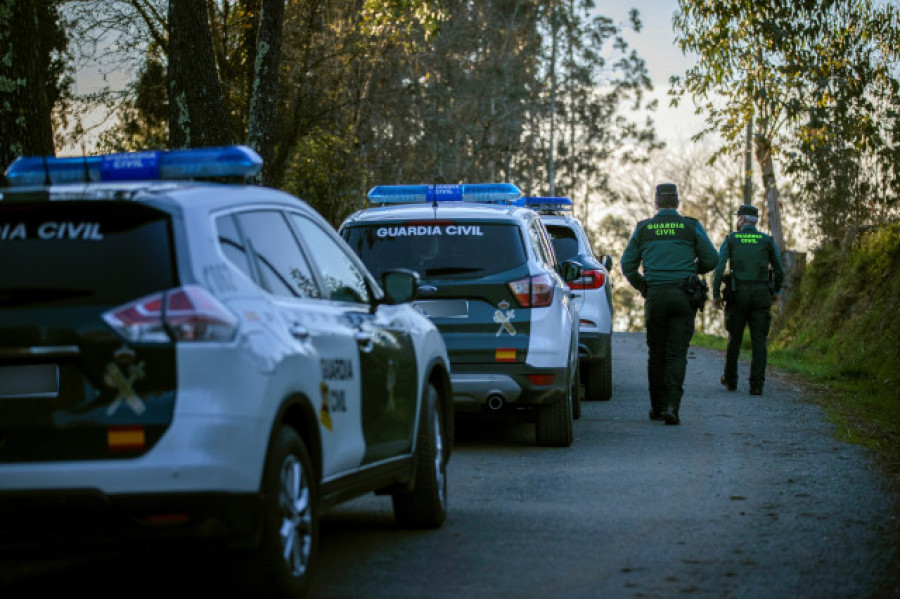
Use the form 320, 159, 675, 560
1, 0, 898, 473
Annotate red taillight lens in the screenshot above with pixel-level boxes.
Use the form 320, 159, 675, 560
103, 285, 238, 343
567, 269, 605, 290
508, 274, 555, 307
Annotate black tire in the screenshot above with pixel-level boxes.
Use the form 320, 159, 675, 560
392, 382, 447, 528
535, 383, 573, 447
584, 360, 603, 401
571, 360, 582, 420
599, 354, 612, 400
248, 426, 318, 599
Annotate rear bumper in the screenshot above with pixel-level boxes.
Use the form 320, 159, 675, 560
450, 363, 567, 413
578, 331, 611, 363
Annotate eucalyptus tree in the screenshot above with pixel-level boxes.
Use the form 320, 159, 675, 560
530, 1, 661, 222
671, 0, 900, 248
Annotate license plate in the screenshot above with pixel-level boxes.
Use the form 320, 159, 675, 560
0, 364, 60, 399
414, 299, 469, 319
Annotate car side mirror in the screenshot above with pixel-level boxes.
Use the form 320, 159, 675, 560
560, 260, 583, 283
602, 254, 614, 271
380, 269, 419, 305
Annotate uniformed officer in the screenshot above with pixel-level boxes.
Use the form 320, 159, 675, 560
621, 183, 719, 425
711, 204, 785, 395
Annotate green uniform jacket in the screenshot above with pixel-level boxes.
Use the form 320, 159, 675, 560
621, 208, 719, 290
712, 226, 785, 299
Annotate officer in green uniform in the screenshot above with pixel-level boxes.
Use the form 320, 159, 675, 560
712, 204, 785, 395
621, 183, 719, 425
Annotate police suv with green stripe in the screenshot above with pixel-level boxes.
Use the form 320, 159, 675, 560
526, 197, 614, 401
0, 147, 452, 598
340, 184, 582, 447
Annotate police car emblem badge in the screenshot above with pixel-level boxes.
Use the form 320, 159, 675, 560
104, 360, 147, 415
493, 300, 517, 336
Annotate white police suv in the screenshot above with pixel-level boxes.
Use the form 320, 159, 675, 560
0, 147, 452, 598
526, 197, 614, 401
340, 184, 582, 447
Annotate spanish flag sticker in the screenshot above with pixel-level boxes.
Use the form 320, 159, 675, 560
495, 348, 516, 362
108, 426, 145, 451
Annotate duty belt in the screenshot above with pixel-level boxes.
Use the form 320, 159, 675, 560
738, 279, 770, 286
648, 282, 684, 288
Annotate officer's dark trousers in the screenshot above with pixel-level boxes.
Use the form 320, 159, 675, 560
723, 284, 772, 390
645, 286, 696, 415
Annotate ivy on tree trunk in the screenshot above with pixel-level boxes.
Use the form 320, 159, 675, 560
167, 0, 230, 149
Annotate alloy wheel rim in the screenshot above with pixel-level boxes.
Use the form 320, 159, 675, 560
279, 454, 313, 577
433, 410, 446, 506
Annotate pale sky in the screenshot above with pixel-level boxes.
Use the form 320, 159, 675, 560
610, 0, 706, 145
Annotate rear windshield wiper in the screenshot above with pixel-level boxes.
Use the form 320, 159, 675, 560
424, 267, 485, 276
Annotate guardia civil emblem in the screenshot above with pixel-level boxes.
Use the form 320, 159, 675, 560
493, 300, 517, 336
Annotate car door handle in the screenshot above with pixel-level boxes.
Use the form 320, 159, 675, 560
355, 330, 374, 353
289, 323, 310, 339
571, 293, 582, 299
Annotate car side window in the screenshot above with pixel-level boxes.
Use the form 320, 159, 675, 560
216, 214, 254, 281
289, 214, 371, 304
528, 220, 555, 268
235, 210, 321, 299
547, 225, 580, 262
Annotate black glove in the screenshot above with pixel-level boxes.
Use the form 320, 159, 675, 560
639, 279, 648, 298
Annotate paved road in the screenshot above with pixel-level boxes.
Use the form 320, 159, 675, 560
310, 332, 897, 599
1, 332, 896, 598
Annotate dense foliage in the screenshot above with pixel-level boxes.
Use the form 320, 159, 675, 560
15, 0, 659, 227
671, 0, 900, 247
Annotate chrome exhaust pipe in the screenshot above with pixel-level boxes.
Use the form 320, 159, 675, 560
487, 394, 505, 411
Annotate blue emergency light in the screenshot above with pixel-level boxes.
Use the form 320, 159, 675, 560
367, 183, 522, 205
523, 196, 574, 214
5, 145, 263, 186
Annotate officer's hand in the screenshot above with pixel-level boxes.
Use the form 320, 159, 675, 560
713, 298, 724, 310
771, 294, 778, 303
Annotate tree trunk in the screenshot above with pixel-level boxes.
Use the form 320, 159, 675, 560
246, 0, 284, 186
753, 134, 786, 254
167, 0, 231, 148
1, 0, 55, 180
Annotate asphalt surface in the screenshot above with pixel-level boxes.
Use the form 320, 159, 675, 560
1, 332, 897, 598
310, 332, 897, 599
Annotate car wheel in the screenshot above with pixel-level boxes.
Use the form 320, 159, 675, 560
392, 382, 447, 528
584, 360, 603, 401
535, 381, 573, 447
249, 426, 318, 599
599, 353, 612, 400
571, 360, 582, 420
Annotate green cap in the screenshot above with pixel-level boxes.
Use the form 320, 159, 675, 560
736, 204, 758, 217
655, 183, 678, 200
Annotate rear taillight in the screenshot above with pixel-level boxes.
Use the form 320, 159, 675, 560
508, 274, 555, 307
103, 285, 238, 343
567, 269, 605, 290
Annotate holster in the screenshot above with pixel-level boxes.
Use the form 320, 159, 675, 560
683, 274, 709, 311
722, 273, 736, 303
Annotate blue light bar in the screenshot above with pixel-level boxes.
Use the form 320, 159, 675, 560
523, 196, 573, 213
367, 183, 522, 205
5, 145, 263, 186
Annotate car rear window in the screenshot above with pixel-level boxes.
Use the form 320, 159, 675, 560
545, 225, 580, 261
343, 222, 526, 279
0, 200, 176, 308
